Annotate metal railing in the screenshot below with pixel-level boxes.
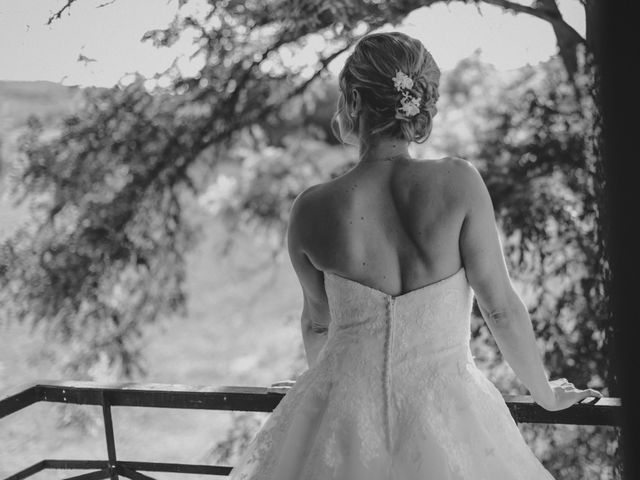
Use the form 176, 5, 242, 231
0, 380, 622, 480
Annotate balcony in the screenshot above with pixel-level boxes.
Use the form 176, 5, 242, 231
0, 380, 621, 480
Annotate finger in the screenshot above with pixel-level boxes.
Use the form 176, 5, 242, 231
578, 390, 602, 401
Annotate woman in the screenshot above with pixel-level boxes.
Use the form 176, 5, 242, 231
228, 32, 602, 480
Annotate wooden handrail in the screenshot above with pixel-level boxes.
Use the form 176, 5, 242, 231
0, 380, 286, 418
0, 379, 621, 425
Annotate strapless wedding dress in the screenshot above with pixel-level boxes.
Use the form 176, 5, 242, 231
228, 267, 555, 479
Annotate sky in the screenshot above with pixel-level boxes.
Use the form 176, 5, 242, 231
0, 0, 585, 87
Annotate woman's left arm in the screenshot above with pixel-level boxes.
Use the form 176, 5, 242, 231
287, 189, 332, 369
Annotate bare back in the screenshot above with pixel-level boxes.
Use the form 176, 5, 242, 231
301, 157, 467, 297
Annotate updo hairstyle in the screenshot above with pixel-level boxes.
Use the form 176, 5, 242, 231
331, 32, 441, 145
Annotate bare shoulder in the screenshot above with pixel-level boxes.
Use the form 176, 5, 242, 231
431, 156, 477, 181
409, 156, 478, 199
290, 182, 329, 215
432, 156, 484, 203
410, 156, 472, 176
288, 182, 329, 238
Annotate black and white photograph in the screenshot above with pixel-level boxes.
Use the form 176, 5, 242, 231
0, 1, 636, 479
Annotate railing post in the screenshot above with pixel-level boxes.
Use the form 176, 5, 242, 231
101, 392, 119, 480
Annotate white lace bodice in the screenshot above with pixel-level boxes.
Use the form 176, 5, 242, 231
323, 266, 471, 357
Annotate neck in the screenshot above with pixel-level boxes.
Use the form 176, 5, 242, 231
358, 137, 411, 164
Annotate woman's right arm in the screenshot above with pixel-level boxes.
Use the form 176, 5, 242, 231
454, 158, 600, 411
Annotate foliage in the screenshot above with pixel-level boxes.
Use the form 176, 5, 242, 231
472, 47, 609, 393
0, 1, 389, 378
0, 0, 617, 476
1, 81, 200, 377
443, 44, 620, 479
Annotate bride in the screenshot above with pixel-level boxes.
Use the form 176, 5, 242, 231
228, 31, 602, 480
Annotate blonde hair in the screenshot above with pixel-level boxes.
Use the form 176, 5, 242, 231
331, 32, 440, 146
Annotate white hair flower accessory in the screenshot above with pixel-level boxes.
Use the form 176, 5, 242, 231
392, 70, 414, 90
392, 70, 422, 118
399, 92, 421, 117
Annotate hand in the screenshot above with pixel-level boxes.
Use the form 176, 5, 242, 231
537, 378, 603, 411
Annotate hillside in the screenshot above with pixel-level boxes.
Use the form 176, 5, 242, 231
0, 80, 87, 133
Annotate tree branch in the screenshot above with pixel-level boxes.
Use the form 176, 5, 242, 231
47, 0, 119, 25
483, 0, 584, 40
47, 0, 78, 25
469, 0, 585, 81
482, 0, 558, 20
